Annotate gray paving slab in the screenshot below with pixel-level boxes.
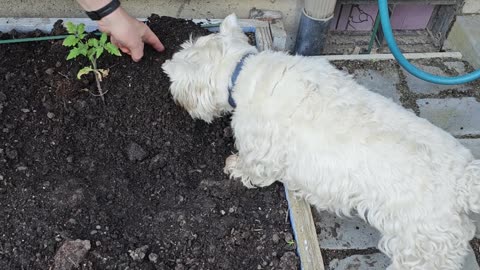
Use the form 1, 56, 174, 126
315, 212, 381, 250
445, 61, 467, 75
354, 69, 401, 105
464, 245, 480, 270
417, 97, 480, 136
460, 139, 480, 159
326, 246, 478, 270
328, 253, 390, 270
402, 65, 469, 95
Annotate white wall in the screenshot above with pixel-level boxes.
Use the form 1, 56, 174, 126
463, 0, 480, 14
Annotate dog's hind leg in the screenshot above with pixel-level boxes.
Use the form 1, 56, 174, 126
380, 219, 474, 270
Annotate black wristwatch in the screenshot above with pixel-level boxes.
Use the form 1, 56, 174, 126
85, 0, 121, 21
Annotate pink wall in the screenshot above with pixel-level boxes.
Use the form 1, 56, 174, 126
390, 4, 435, 30
330, 3, 435, 31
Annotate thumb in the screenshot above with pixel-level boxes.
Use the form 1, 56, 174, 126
130, 42, 145, 62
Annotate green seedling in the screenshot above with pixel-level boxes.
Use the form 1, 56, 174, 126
62, 22, 121, 102
287, 240, 295, 247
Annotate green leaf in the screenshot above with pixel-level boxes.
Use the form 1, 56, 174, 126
105, 42, 121, 57
96, 47, 104, 59
65, 22, 77, 34
77, 66, 94, 79
77, 43, 88, 56
78, 33, 86, 40
77, 23, 85, 36
62, 35, 78, 47
88, 38, 99, 48
66, 47, 80, 60
100, 33, 107, 45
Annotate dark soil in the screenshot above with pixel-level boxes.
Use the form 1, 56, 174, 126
0, 15, 298, 270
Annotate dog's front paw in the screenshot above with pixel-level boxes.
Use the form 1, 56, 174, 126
223, 154, 238, 176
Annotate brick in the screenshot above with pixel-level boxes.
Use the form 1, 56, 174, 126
402, 65, 468, 94
354, 69, 401, 104
460, 139, 480, 159
417, 97, 480, 136
315, 212, 381, 250
328, 253, 390, 270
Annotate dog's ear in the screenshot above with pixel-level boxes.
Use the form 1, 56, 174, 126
220, 13, 243, 36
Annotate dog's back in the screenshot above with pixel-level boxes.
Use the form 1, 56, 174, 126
233, 50, 479, 217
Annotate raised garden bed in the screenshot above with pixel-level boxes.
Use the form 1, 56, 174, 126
0, 15, 299, 270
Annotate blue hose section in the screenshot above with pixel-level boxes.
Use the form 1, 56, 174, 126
378, 0, 480, 85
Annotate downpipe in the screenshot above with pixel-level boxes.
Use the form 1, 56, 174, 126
294, 0, 337, 55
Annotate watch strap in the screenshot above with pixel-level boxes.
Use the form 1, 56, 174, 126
85, 0, 121, 21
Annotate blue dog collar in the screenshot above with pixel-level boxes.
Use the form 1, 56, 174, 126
228, 53, 254, 108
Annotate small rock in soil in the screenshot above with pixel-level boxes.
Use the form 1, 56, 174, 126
128, 245, 149, 261
74, 100, 87, 112
6, 149, 17, 160
45, 68, 55, 75
55, 61, 62, 68
148, 153, 167, 171
148, 252, 158, 263
52, 239, 91, 270
0, 92, 6, 102
4, 72, 14, 81
284, 232, 293, 243
127, 142, 148, 162
223, 127, 233, 138
175, 264, 186, 270
272, 233, 280, 244
67, 218, 77, 225
47, 112, 55, 119
16, 166, 27, 171
279, 252, 299, 270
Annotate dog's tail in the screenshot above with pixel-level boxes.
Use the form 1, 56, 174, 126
459, 160, 480, 214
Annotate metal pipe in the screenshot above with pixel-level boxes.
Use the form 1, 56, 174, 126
305, 0, 337, 19
295, 0, 338, 55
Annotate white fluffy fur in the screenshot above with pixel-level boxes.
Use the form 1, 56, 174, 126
162, 14, 480, 270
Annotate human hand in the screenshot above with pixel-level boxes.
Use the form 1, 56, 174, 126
98, 7, 164, 62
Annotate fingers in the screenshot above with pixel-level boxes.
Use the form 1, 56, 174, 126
107, 22, 163, 62
143, 27, 165, 52
130, 42, 145, 62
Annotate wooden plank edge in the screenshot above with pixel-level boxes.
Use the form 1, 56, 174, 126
285, 189, 325, 270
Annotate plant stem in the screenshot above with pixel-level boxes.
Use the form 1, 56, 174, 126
91, 59, 105, 105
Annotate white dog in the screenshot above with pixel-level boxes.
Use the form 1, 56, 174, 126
162, 14, 480, 270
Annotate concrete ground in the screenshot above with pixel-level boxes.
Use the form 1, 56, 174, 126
316, 57, 480, 269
